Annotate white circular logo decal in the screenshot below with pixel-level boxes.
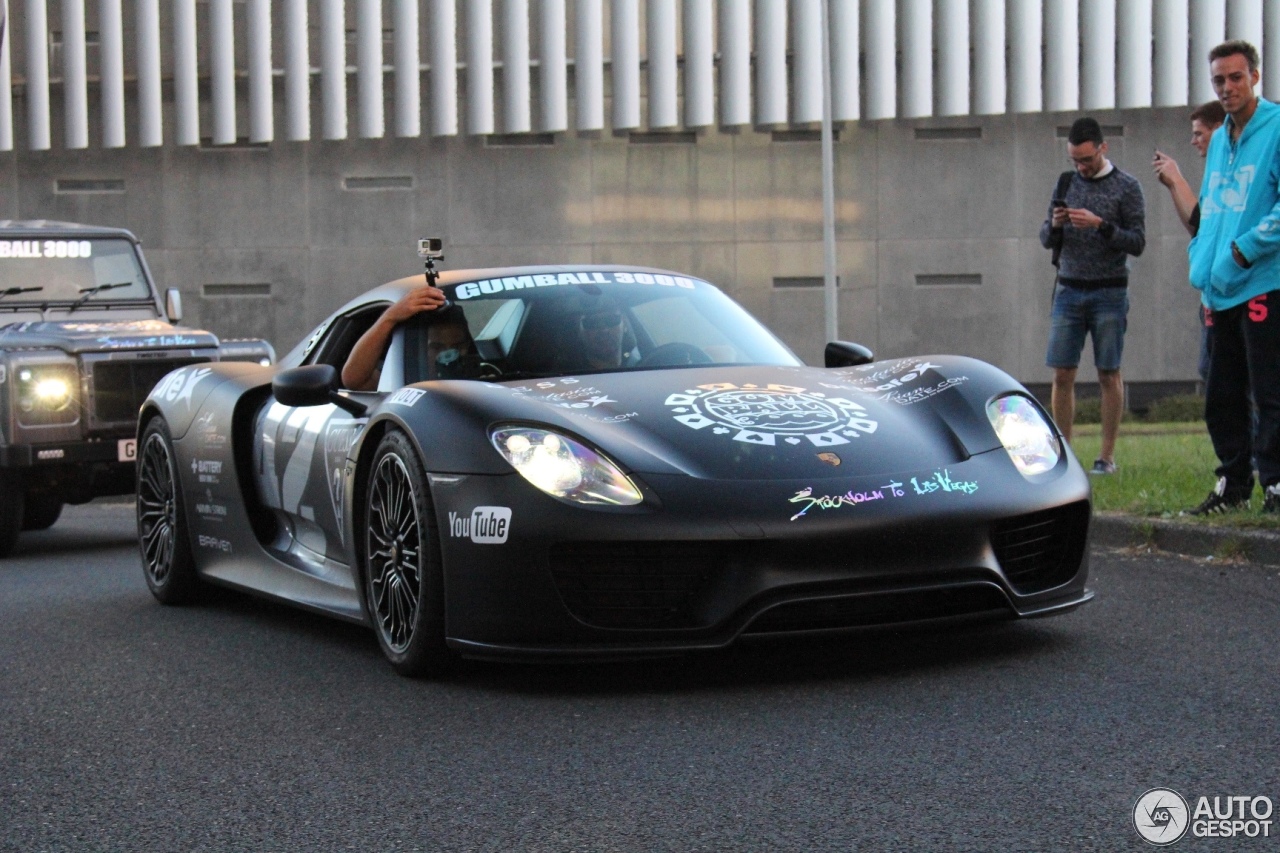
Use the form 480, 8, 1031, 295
1133, 788, 1190, 846
665, 382, 877, 447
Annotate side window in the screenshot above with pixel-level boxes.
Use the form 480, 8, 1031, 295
308, 304, 389, 380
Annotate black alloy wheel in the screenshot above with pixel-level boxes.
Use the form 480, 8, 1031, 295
137, 418, 201, 604
364, 430, 451, 677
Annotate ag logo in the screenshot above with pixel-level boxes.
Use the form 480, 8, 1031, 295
1133, 788, 1190, 846
664, 382, 877, 447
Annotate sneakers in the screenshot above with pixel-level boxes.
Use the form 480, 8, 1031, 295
1089, 458, 1117, 475
1265, 484, 1280, 514
1182, 476, 1252, 516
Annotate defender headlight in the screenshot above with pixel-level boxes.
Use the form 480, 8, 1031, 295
15, 364, 80, 424
987, 395, 1061, 477
490, 426, 643, 506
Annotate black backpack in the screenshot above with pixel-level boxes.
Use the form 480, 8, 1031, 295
1049, 170, 1074, 267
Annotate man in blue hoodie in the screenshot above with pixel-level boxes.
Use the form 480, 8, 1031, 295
1185, 40, 1280, 515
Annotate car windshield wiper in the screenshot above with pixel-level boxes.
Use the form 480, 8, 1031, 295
67, 281, 133, 313
0, 286, 44, 302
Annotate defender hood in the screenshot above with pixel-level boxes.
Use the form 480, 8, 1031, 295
0, 320, 219, 354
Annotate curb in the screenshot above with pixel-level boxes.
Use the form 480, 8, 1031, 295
1091, 512, 1280, 568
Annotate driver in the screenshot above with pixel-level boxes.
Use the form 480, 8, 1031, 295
341, 284, 445, 390
577, 308, 628, 370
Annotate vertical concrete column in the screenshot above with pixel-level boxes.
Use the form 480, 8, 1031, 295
1008, 0, 1041, 112
683, 0, 714, 127
25, 0, 51, 150
0, 0, 12, 152
899, 0, 931, 118
1081, 0, 1116, 110
1117, 0, 1152, 108
1045, 0, 1080, 112
612, 0, 640, 129
754, 0, 786, 125
830, 0, 859, 120
1190, 0, 1226, 104
791, 0, 821, 124
357, 0, 385, 138
1154, 0, 1189, 106
972, 0, 1005, 115
503, 0, 532, 133
648, 0, 678, 128
863, 0, 895, 119
99, 0, 126, 148
539, 0, 568, 131
1228, 0, 1262, 44
718, 0, 751, 126
1266, 1, 1280, 98
136, 0, 162, 146
393, 0, 421, 137
248, 0, 274, 143
210, 0, 236, 145
62, 0, 89, 149
431, 0, 459, 136
321, 0, 348, 139
173, 0, 199, 146
284, 0, 311, 141
574, 0, 604, 130
466, 0, 494, 134
936, 0, 969, 116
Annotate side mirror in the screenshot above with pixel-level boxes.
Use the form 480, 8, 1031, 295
825, 341, 875, 368
272, 364, 368, 416
165, 288, 184, 324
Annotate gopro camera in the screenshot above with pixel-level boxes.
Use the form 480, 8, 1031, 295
417, 238, 444, 260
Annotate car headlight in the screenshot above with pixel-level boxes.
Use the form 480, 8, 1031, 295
490, 426, 643, 506
986, 394, 1061, 477
15, 364, 80, 424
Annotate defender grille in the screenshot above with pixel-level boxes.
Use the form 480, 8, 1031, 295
549, 542, 728, 629
91, 358, 209, 424
990, 501, 1090, 595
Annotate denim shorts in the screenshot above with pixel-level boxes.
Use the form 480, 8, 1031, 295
1045, 284, 1129, 371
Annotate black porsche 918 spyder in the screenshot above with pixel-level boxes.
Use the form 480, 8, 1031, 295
136, 261, 1092, 676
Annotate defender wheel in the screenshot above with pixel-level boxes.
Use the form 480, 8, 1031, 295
0, 476, 24, 557
364, 430, 452, 677
22, 493, 63, 531
137, 418, 202, 604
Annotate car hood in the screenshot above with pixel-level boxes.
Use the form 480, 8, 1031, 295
0, 319, 219, 354
488, 360, 1008, 481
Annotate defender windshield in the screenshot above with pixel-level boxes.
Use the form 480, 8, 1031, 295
0, 238, 153, 304
402, 270, 801, 382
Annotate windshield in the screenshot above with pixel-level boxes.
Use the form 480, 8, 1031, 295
402, 270, 801, 382
0, 238, 153, 304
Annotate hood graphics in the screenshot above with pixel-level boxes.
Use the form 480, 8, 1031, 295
664, 382, 876, 447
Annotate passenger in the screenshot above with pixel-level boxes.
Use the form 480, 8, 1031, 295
341, 284, 446, 390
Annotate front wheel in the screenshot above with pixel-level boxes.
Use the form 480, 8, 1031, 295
137, 417, 202, 604
22, 492, 63, 531
0, 474, 23, 557
363, 430, 453, 677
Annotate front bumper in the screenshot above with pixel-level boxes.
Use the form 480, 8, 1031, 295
0, 434, 135, 468
428, 449, 1094, 660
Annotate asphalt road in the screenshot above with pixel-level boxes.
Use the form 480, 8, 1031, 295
1, 500, 1277, 852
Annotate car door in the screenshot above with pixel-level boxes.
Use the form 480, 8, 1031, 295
253, 305, 387, 568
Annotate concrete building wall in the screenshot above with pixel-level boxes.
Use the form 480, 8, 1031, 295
0, 103, 1207, 387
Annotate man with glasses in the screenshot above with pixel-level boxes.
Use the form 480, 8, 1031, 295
576, 308, 631, 371
1040, 117, 1147, 475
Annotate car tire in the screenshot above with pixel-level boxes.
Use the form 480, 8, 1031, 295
22, 493, 63, 531
136, 417, 202, 604
0, 475, 24, 557
363, 429, 453, 677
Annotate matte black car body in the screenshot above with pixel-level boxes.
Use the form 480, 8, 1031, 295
138, 265, 1092, 671
0, 220, 273, 555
